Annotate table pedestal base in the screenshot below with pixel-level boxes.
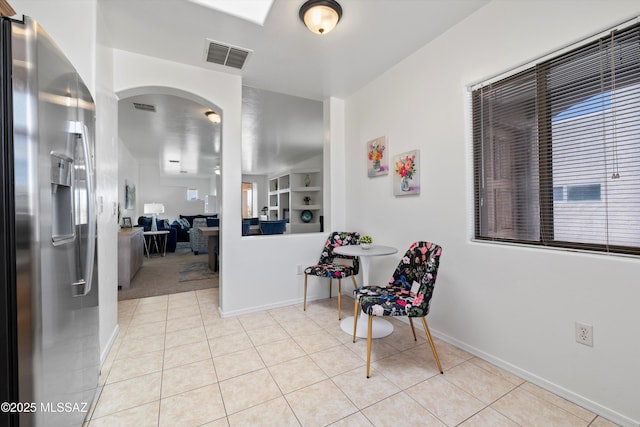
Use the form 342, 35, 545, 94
331, 245, 399, 340
340, 315, 393, 339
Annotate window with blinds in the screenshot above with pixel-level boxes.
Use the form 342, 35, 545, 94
472, 21, 640, 255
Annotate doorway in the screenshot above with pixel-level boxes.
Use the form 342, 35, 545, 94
116, 88, 222, 300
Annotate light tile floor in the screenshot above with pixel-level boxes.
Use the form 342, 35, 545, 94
87, 290, 619, 426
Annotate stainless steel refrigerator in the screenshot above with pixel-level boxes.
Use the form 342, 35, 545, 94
0, 15, 99, 427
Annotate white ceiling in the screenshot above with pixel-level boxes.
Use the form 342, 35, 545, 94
118, 93, 222, 176
103, 0, 489, 176
186, 0, 275, 25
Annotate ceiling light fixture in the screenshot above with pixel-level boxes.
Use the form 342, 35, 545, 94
205, 111, 221, 123
299, 0, 342, 35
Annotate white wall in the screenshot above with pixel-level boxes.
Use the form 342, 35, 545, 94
95, 1, 119, 361
209, 174, 220, 214
137, 163, 214, 221
117, 139, 139, 223
324, 98, 347, 232
290, 153, 323, 172
111, 50, 328, 316
343, 1, 640, 425
11, 0, 97, 96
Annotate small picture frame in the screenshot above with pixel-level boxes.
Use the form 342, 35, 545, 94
122, 217, 133, 228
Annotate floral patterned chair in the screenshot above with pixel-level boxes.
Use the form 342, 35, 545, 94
353, 241, 443, 378
189, 218, 208, 255
304, 231, 361, 320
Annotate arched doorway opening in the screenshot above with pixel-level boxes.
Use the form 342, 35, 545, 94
116, 86, 222, 300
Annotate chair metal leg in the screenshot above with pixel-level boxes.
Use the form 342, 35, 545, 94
351, 275, 358, 288
328, 278, 332, 298
352, 300, 359, 343
337, 279, 342, 320
366, 315, 373, 378
422, 317, 443, 374
408, 318, 417, 341
303, 274, 308, 311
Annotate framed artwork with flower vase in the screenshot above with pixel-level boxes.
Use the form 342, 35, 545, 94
393, 149, 420, 196
367, 136, 388, 177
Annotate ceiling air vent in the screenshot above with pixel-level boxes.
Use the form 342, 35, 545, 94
133, 102, 156, 112
204, 39, 252, 70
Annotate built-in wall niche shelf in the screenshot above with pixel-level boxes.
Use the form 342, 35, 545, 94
290, 169, 320, 188
293, 204, 321, 210
268, 168, 322, 233
290, 186, 321, 192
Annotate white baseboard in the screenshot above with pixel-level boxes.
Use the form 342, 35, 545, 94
100, 324, 119, 365
430, 328, 639, 427
219, 297, 303, 318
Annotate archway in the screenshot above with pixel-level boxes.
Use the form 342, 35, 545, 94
116, 86, 222, 300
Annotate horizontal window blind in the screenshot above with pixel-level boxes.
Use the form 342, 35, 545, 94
472, 21, 640, 255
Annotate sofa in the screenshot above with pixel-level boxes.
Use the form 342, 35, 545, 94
171, 220, 191, 242
137, 216, 177, 252
259, 219, 287, 234
171, 214, 216, 242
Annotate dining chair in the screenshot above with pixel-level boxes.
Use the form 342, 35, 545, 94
304, 231, 360, 319
353, 241, 443, 377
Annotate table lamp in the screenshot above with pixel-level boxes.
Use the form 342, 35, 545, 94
143, 203, 165, 232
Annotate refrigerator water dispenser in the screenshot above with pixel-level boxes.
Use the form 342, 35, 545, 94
50, 152, 74, 243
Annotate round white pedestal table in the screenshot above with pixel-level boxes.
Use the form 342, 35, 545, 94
333, 244, 398, 339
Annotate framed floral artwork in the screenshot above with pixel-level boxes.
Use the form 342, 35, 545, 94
367, 136, 388, 177
393, 149, 420, 195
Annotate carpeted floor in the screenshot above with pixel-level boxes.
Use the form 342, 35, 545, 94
178, 261, 216, 282
118, 244, 218, 301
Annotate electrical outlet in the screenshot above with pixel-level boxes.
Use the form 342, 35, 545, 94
296, 264, 303, 275
575, 322, 593, 347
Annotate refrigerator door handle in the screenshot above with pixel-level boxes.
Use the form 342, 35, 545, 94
70, 121, 95, 297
